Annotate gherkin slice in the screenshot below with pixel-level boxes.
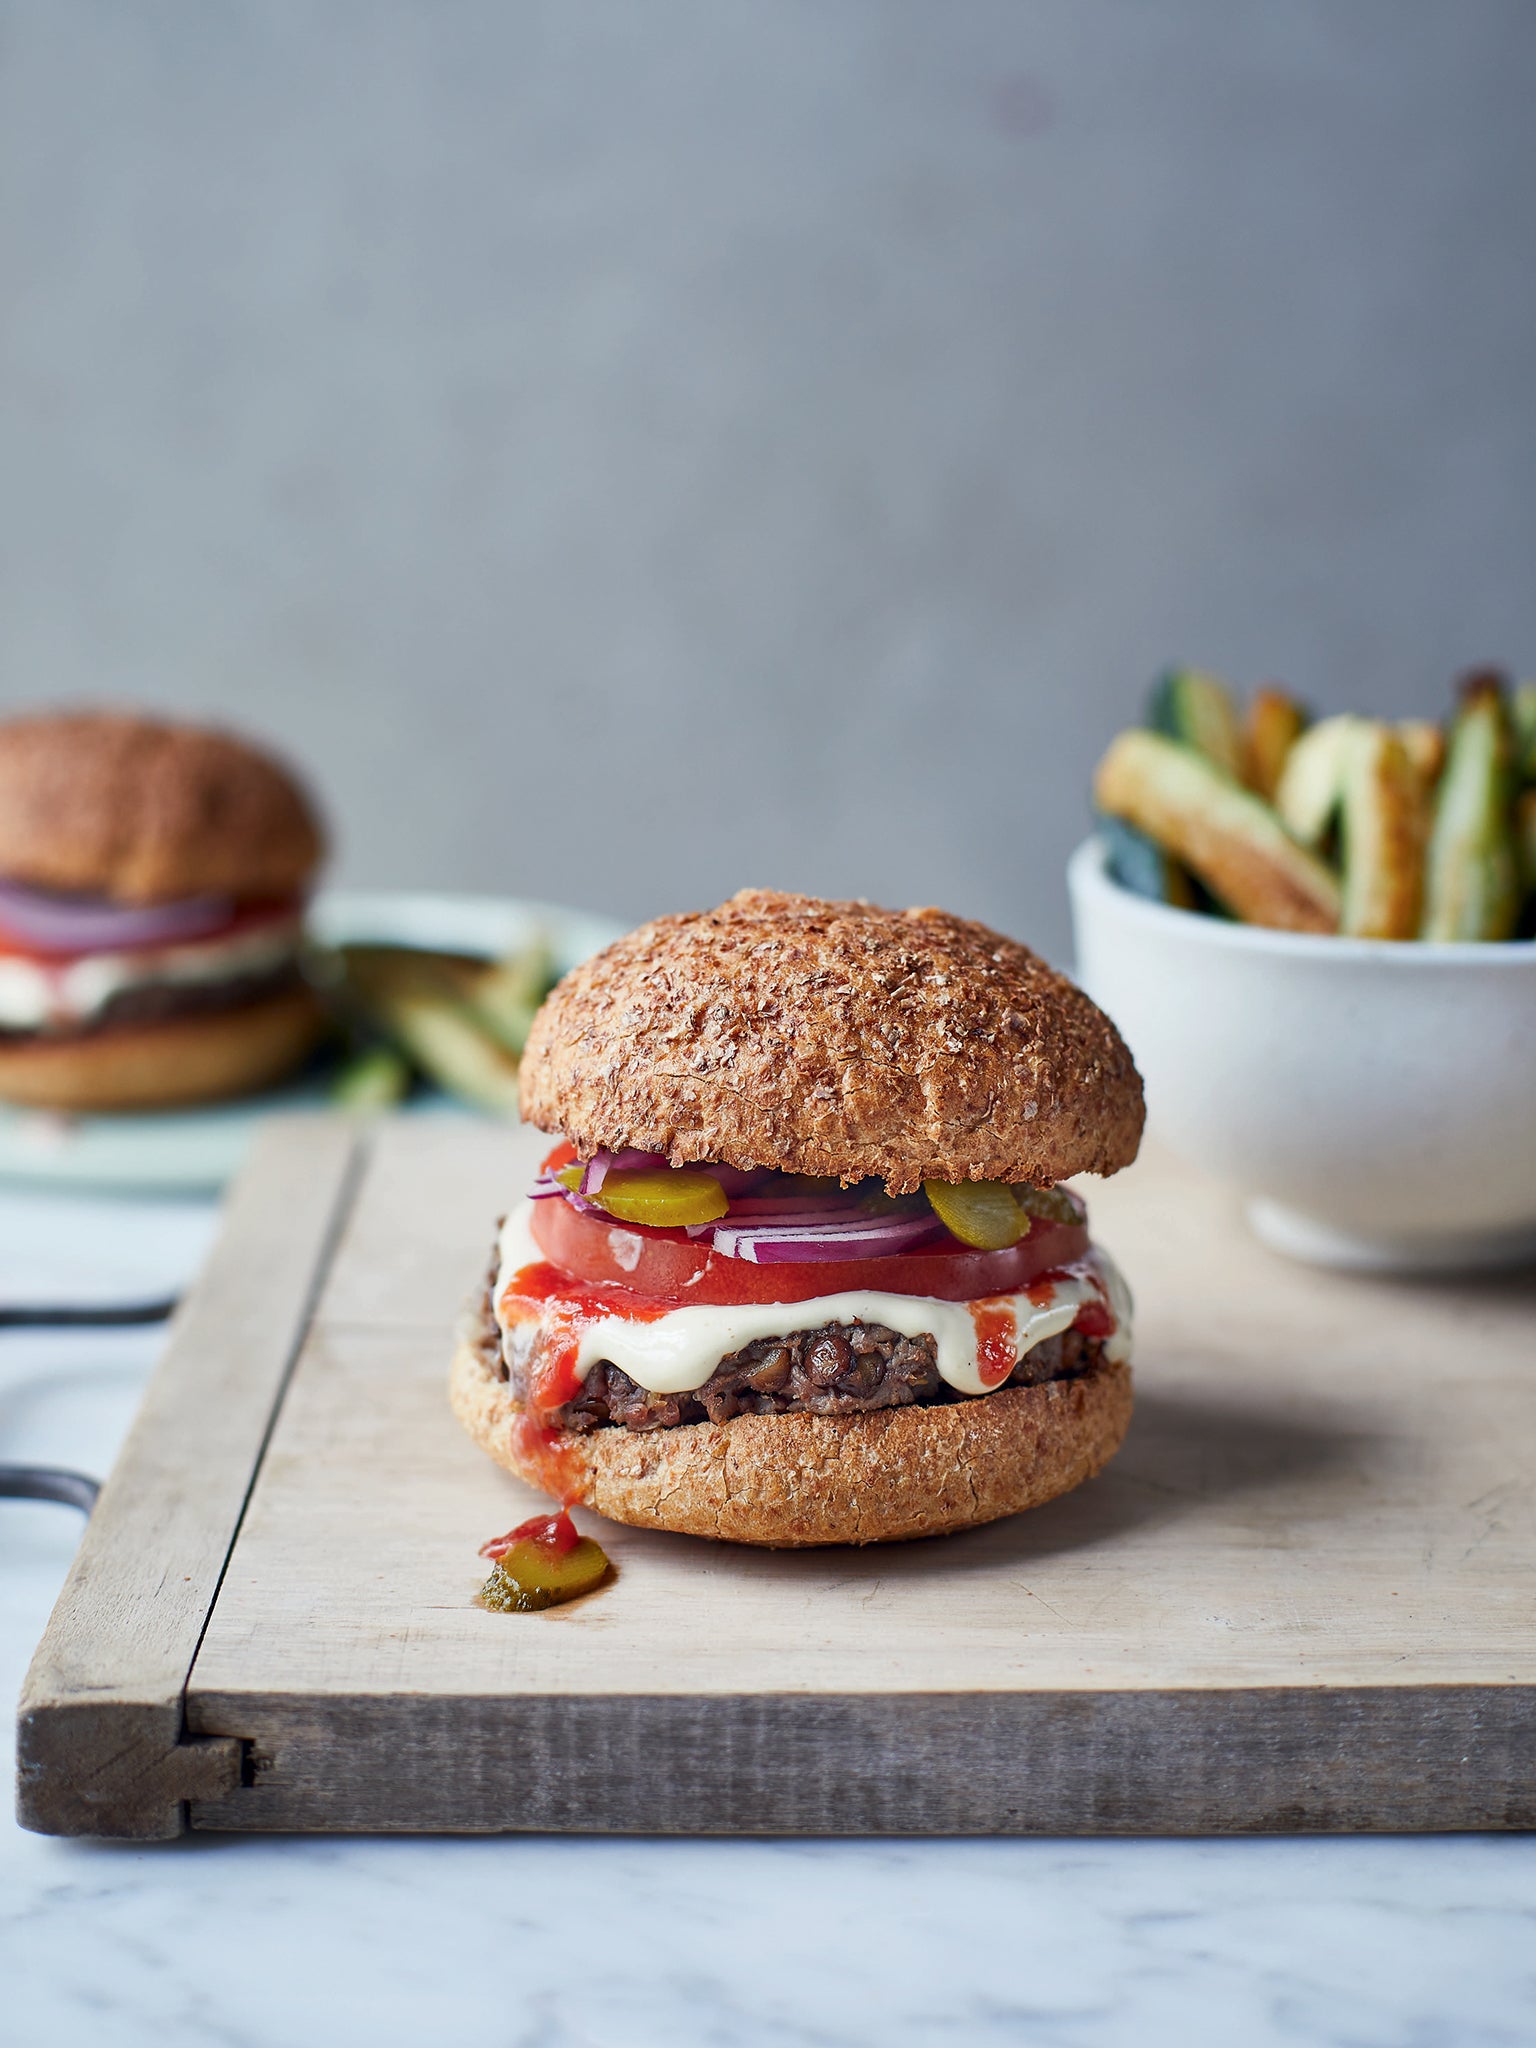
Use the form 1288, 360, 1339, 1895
923, 1180, 1029, 1250
480, 1537, 610, 1612
593, 1168, 729, 1227
1014, 1184, 1084, 1227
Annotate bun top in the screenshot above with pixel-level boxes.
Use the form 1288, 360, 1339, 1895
520, 888, 1145, 1193
0, 711, 325, 903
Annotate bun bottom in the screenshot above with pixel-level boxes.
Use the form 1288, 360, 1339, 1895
450, 1329, 1132, 1547
0, 985, 324, 1113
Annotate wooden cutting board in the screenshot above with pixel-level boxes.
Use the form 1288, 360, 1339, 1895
17, 1116, 1536, 1838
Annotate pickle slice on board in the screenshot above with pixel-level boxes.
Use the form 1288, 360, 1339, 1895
1243, 687, 1309, 802
923, 1180, 1028, 1250
1338, 723, 1427, 939
1095, 730, 1340, 933
480, 1537, 610, 1612
1149, 669, 1245, 779
1419, 675, 1520, 942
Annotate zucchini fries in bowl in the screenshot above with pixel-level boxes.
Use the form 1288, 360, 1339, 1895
1071, 669, 1536, 1273
1093, 669, 1534, 942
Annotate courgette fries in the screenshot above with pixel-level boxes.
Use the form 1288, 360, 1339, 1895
1096, 729, 1340, 933
1096, 666, 1535, 942
1419, 676, 1519, 941
316, 936, 558, 1114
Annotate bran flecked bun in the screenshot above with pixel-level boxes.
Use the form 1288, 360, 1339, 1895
0, 711, 324, 904
450, 1326, 1131, 1547
0, 984, 323, 1112
519, 888, 1144, 1193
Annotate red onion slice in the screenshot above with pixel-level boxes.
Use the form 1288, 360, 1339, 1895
712, 1213, 943, 1264
0, 877, 239, 956
723, 1195, 854, 1219
579, 1147, 667, 1196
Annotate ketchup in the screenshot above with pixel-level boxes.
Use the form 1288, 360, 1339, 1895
480, 1510, 580, 1561
499, 1259, 671, 1414
969, 1300, 1019, 1389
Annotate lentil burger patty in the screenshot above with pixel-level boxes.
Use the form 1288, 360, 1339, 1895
474, 1276, 1108, 1434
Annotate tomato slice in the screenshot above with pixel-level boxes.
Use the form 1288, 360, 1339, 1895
527, 1185, 1090, 1305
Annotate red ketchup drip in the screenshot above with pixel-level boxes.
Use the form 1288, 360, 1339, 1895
1025, 1267, 1117, 1338
499, 1259, 672, 1413
497, 1256, 674, 1507
509, 1415, 587, 1507
480, 1510, 580, 1561
969, 1300, 1019, 1388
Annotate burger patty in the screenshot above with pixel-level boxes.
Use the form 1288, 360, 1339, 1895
476, 1279, 1106, 1434
0, 960, 305, 1043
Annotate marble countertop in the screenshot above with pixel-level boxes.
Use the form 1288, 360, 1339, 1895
3, 1186, 1533, 2048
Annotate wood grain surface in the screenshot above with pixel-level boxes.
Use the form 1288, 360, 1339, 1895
16, 1117, 360, 1837
19, 1116, 1536, 1835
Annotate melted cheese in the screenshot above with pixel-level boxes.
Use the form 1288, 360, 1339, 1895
0, 918, 302, 1029
494, 1201, 1132, 1401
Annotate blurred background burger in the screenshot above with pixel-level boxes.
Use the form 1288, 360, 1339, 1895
0, 710, 325, 1111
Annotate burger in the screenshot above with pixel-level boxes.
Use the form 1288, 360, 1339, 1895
452, 888, 1145, 1547
0, 710, 325, 1112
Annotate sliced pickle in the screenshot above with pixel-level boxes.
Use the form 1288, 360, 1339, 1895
592, 1168, 729, 1227
480, 1536, 610, 1612
1015, 1184, 1084, 1226
923, 1180, 1029, 1250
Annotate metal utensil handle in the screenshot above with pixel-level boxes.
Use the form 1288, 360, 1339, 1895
0, 1297, 178, 1328
0, 1466, 101, 1512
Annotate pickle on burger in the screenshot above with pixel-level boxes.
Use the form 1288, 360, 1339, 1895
453, 888, 1145, 1547
0, 710, 325, 1112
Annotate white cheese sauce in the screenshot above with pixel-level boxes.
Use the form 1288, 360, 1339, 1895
494, 1200, 1132, 1402
0, 918, 302, 1030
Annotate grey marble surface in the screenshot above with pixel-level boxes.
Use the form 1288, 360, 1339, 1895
2, 1188, 1535, 2047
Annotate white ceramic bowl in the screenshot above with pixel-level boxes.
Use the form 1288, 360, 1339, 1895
1067, 835, 1536, 1271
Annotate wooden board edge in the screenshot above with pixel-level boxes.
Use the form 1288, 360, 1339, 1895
15, 1115, 365, 1839
185, 1684, 1536, 1836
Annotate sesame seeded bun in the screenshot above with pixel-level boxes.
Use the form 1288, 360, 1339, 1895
0, 984, 323, 1112
519, 888, 1144, 1194
0, 710, 324, 904
450, 1323, 1132, 1547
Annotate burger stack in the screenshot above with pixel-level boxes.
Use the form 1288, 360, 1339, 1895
0, 711, 325, 1112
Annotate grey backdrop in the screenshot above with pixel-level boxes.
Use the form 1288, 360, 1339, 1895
3, 1, 1534, 962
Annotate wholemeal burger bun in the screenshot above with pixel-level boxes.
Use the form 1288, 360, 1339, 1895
450, 1321, 1133, 1548
0, 984, 323, 1113
519, 887, 1144, 1194
0, 710, 324, 904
